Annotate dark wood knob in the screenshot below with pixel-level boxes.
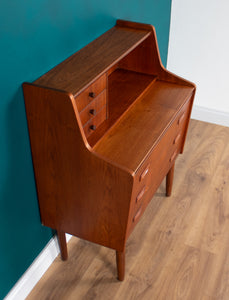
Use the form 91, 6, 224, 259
89, 92, 96, 98
90, 125, 96, 130
89, 109, 96, 116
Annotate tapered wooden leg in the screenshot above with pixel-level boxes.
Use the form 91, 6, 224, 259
166, 163, 175, 197
116, 250, 125, 281
57, 230, 68, 260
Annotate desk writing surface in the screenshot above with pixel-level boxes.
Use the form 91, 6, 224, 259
94, 80, 194, 173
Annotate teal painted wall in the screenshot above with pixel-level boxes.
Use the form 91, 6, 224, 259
0, 1, 171, 298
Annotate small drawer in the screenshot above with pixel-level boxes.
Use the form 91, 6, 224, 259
75, 74, 106, 112
136, 185, 147, 204
83, 105, 107, 137
79, 90, 106, 125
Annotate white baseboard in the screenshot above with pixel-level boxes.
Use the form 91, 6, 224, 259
191, 105, 229, 127
4, 234, 72, 300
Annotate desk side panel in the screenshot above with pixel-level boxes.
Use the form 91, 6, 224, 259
23, 84, 133, 251
117, 20, 195, 88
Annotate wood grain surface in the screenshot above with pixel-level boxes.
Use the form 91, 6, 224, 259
34, 26, 151, 97
94, 80, 194, 172
27, 119, 229, 300
23, 19, 196, 282
23, 84, 133, 252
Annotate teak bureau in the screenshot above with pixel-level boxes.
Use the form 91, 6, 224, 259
23, 20, 196, 280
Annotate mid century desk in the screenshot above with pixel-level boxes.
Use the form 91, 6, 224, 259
23, 20, 196, 280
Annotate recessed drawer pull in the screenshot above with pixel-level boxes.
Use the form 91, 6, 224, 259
178, 112, 185, 125
133, 206, 142, 223
136, 186, 146, 203
173, 133, 181, 145
170, 151, 177, 163
139, 164, 150, 182
90, 109, 96, 116
89, 92, 96, 98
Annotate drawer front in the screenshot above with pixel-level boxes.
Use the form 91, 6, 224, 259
128, 99, 192, 233
75, 74, 106, 112
134, 99, 190, 185
79, 90, 106, 125
83, 105, 107, 138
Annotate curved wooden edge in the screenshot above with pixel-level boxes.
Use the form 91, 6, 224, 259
23, 82, 70, 95
116, 19, 196, 89
68, 93, 135, 176
23, 82, 134, 176
23, 18, 196, 176
149, 26, 196, 88
23, 82, 133, 251
116, 19, 155, 32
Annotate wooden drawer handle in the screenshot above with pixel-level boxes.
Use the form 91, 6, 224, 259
178, 112, 185, 125
90, 109, 96, 116
136, 186, 146, 203
173, 133, 181, 145
133, 206, 142, 223
90, 125, 96, 131
170, 151, 177, 163
89, 92, 96, 98
139, 164, 150, 182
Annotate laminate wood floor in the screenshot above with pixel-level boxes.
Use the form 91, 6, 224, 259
27, 119, 229, 300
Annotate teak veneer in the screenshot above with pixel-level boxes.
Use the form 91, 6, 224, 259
23, 20, 196, 281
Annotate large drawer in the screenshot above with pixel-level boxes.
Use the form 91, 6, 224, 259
127, 98, 192, 234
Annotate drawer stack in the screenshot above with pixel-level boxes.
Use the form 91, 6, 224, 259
132, 163, 150, 225
75, 74, 107, 137
128, 98, 192, 235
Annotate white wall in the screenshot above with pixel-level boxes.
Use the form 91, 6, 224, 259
167, 0, 229, 126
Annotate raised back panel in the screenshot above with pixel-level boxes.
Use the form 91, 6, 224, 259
118, 35, 161, 75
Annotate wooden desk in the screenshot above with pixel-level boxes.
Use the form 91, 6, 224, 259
23, 20, 196, 281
